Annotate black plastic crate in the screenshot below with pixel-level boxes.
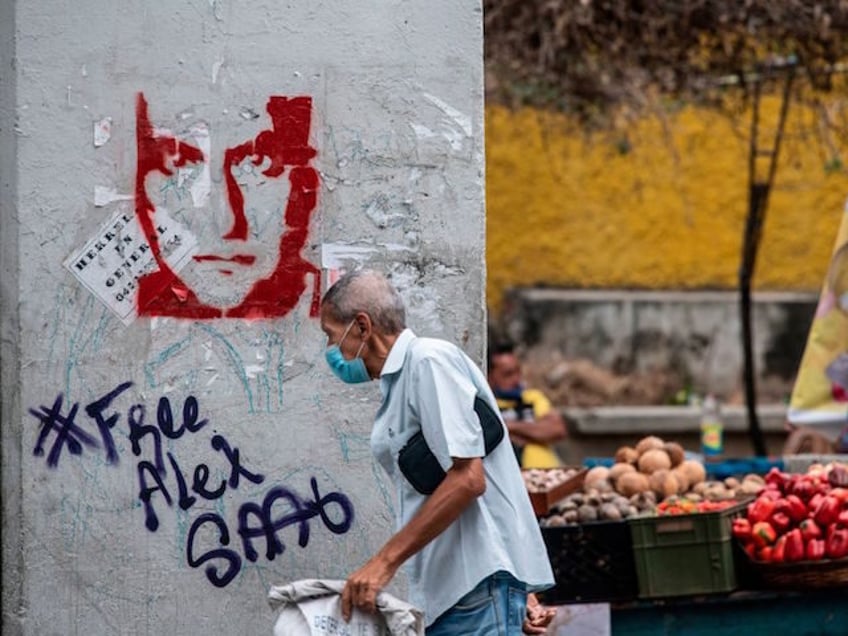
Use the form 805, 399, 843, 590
538, 520, 639, 604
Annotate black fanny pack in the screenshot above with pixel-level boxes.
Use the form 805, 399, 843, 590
397, 396, 505, 495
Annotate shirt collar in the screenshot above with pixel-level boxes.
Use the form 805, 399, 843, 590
380, 328, 416, 378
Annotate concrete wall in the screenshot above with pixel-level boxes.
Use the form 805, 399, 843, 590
1, 2, 485, 634
500, 289, 817, 401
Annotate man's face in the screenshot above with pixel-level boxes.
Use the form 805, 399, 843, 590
319, 305, 364, 360
143, 120, 293, 309
488, 352, 523, 392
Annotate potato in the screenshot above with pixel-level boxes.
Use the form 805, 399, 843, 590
635, 435, 666, 456
616, 471, 650, 497
578, 504, 599, 522
615, 446, 640, 464
609, 462, 637, 482
599, 503, 622, 521
663, 442, 686, 467
738, 479, 765, 495
671, 467, 690, 494
585, 466, 610, 483
679, 459, 707, 486
649, 469, 680, 499
638, 449, 672, 474
742, 473, 765, 485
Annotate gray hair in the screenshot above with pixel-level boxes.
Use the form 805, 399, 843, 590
321, 269, 406, 334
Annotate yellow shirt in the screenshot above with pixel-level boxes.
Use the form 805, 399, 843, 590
495, 388, 563, 469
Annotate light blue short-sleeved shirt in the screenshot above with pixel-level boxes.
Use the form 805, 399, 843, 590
371, 329, 554, 626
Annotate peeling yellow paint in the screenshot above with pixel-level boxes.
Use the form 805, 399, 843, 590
485, 99, 848, 311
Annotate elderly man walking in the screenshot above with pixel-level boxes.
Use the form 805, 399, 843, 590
319, 269, 555, 635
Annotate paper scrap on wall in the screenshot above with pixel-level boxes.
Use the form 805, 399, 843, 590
63, 205, 198, 325
94, 117, 112, 147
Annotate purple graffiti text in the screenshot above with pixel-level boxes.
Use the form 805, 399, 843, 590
30, 381, 133, 467
138, 433, 265, 532
187, 477, 354, 587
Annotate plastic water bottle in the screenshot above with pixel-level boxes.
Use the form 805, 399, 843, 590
700, 394, 724, 460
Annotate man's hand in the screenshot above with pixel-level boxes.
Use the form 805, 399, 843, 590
341, 554, 397, 621
523, 593, 556, 634
341, 458, 484, 621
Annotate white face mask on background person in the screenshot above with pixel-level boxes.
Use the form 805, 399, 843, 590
325, 320, 371, 384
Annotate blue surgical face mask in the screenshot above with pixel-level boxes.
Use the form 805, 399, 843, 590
325, 321, 371, 384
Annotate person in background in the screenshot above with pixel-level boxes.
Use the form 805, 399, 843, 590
487, 341, 568, 469
320, 270, 556, 635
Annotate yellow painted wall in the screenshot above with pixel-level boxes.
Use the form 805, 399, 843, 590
485, 99, 848, 311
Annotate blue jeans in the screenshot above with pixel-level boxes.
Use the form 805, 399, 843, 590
426, 571, 528, 635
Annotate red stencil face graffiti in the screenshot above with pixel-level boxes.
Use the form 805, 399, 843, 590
134, 93, 321, 320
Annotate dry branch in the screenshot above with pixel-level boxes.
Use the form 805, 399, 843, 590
484, 0, 848, 121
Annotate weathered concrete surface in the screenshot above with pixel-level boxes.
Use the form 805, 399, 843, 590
500, 288, 817, 400
1, 2, 485, 634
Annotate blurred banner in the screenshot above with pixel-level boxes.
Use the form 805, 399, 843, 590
788, 200, 848, 445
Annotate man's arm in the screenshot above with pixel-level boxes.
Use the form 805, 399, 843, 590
341, 456, 486, 619
507, 410, 567, 444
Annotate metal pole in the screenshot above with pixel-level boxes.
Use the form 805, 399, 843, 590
739, 65, 794, 457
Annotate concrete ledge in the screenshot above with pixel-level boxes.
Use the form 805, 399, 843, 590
514, 288, 817, 304
564, 404, 789, 435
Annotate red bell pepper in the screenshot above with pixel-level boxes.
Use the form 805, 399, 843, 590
826, 527, 848, 559
770, 511, 792, 533
758, 546, 774, 562
764, 467, 788, 492
785, 495, 807, 523
799, 518, 822, 541
809, 492, 825, 515
830, 487, 848, 503
748, 497, 776, 524
752, 521, 777, 548
772, 535, 787, 562
732, 518, 752, 542
784, 473, 799, 494
814, 495, 842, 526
838, 509, 848, 526
806, 538, 826, 561
744, 542, 758, 561
785, 528, 805, 562
762, 485, 783, 500
791, 478, 816, 502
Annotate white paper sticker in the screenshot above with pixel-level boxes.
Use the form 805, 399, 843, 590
64, 206, 198, 325
94, 117, 112, 147
94, 185, 133, 207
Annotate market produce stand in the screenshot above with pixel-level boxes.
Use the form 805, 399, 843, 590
525, 444, 848, 635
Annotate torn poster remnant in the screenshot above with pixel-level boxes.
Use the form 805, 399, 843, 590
64, 205, 197, 325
